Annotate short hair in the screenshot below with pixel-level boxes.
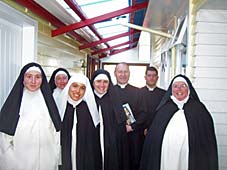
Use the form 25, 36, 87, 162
114, 62, 129, 72
145, 66, 158, 75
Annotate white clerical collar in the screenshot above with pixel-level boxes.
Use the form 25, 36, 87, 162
146, 85, 156, 91
67, 96, 82, 108
54, 87, 62, 93
94, 90, 107, 98
170, 95, 189, 110
118, 83, 128, 88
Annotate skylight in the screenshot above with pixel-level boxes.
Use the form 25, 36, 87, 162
77, 0, 130, 46
56, 0, 130, 48
76, 0, 129, 17
53, 0, 143, 55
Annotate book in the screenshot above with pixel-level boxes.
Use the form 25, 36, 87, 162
123, 103, 136, 125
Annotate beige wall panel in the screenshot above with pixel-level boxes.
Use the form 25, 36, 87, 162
196, 89, 227, 101
194, 78, 227, 89
194, 56, 227, 67
194, 67, 227, 78
37, 24, 87, 78
204, 101, 227, 112
196, 9, 227, 23
219, 146, 227, 156
195, 44, 227, 56
215, 124, 227, 135
195, 33, 227, 45
212, 113, 227, 124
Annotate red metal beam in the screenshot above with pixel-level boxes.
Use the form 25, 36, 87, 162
65, 0, 85, 19
98, 53, 108, 58
79, 30, 140, 50
65, 0, 105, 43
110, 45, 137, 56
15, 0, 88, 43
109, 46, 133, 57
15, 0, 62, 27
52, 2, 148, 37
98, 45, 137, 58
91, 38, 139, 55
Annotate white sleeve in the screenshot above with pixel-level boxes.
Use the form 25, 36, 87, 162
0, 132, 13, 154
0, 132, 15, 170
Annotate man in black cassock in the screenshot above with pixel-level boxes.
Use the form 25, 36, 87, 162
114, 62, 147, 170
140, 66, 166, 134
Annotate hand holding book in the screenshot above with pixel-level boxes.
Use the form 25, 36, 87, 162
123, 103, 136, 125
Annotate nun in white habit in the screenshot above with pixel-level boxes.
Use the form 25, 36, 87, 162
0, 62, 62, 170
160, 76, 190, 170
56, 73, 101, 170
140, 74, 218, 170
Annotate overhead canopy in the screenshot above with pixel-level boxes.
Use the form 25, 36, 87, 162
15, 0, 149, 58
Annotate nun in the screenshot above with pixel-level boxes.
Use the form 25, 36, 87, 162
91, 69, 129, 170
49, 68, 70, 101
56, 73, 101, 170
140, 74, 218, 170
0, 62, 62, 170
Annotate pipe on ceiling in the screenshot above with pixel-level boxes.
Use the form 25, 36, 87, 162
120, 22, 173, 38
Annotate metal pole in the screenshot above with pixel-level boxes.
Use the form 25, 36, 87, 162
120, 22, 173, 38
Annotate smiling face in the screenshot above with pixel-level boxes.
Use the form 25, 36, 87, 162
55, 74, 68, 89
68, 82, 86, 101
172, 81, 189, 101
93, 79, 109, 95
114, 63, 130, 85
23, 71, 42, 92
145, 70, 158, 88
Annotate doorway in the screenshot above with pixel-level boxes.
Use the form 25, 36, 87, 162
103, 63, 149, 88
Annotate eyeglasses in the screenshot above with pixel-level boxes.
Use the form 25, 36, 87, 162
172, 83, 188, 89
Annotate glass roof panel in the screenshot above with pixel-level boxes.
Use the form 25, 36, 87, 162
77, 0, 130, 42
76, 0, 129, 18
56, 0, 81, 21
82, 26, 99, 41
94, 14, 129, 38
56, 0, 136, 54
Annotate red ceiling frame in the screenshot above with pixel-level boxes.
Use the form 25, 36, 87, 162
52, 2, 148, 37
64, 0, 110, 48
91, 38, 139, 55
15, 0, 148, 58
104, 45, 137, 58
15, 0, 88, 43
79, 30, 140, 50
98, 44, 137, 58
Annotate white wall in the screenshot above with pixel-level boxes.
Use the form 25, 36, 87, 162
100, 46, 150, 87
193, 9, 227, 170
0, 1, 37, 107
37, 32, 86, 78
101, 46, 149, 64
